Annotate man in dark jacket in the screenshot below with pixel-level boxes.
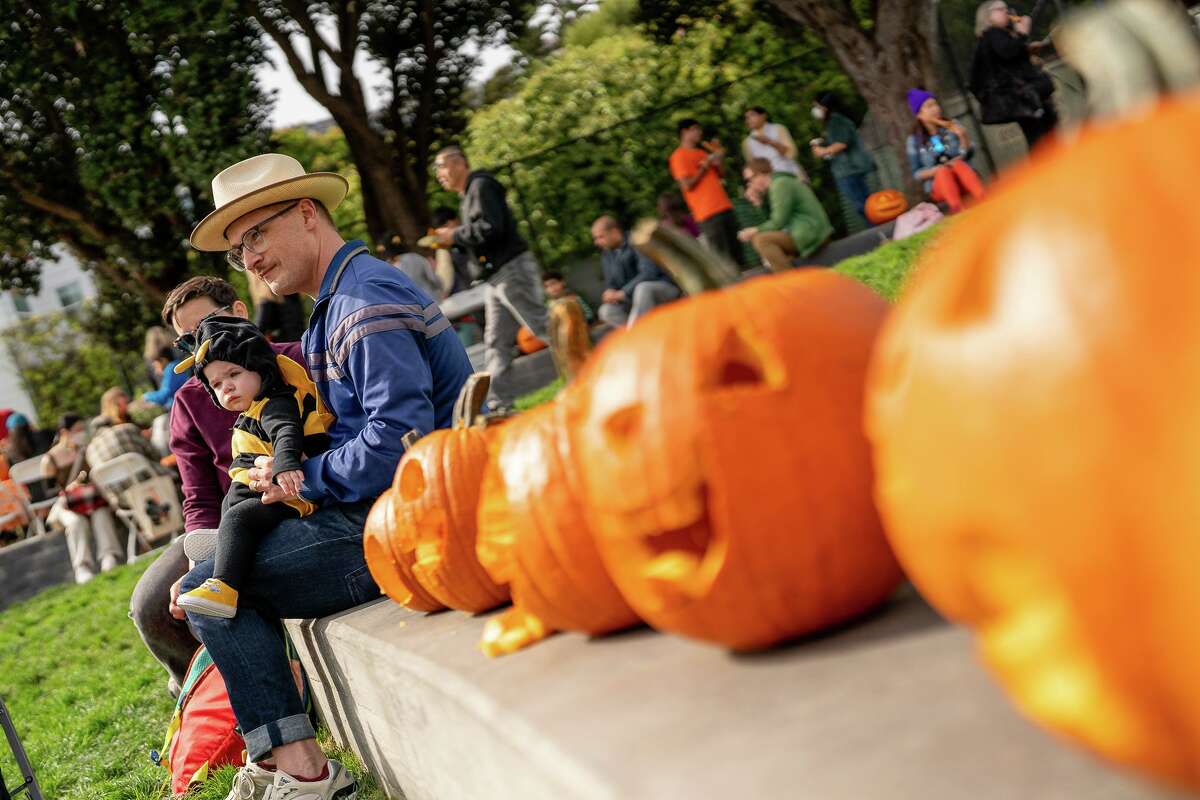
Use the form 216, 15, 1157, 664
434, 146, 549, 410
591, 215, 681, 328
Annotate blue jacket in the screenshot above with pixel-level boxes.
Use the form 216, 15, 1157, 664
300, 240, 473, 504
601, 236, 677, 302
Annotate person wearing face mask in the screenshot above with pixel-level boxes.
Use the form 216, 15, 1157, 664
40, 413, 123, 583
810, 92, 877, 225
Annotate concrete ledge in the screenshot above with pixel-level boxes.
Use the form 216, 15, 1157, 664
287, 588, 1178, 800
0, 533, 73, 612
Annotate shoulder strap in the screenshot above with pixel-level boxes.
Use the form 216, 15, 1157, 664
327, 245, 370, 296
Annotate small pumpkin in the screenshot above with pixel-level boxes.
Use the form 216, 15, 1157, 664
865, 189, 908, 225
384, 374, 510, 613
567, 250, 902, 650
476, 400, 640, 656
865, 88, 1200, 788
363, 486, 445, 612
516, 326, 547, 354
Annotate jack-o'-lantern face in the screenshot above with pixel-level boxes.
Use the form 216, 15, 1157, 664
364, 488, 445, 612
865, 189, 909, 226
866, 93, 1200, 791
568, 269, 901, 649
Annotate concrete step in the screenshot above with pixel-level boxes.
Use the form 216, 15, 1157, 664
286, 587, 1178, 800
0, 533, 74, 611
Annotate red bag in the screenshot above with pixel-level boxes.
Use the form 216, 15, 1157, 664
62, 483, 109, 516
158, 648, 244, 796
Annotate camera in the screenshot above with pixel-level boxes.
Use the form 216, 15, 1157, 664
929, 134, 952, 165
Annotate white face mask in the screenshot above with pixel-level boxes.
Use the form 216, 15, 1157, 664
811, 106, 826, 121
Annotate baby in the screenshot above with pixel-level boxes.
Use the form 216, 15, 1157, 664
175, 316, 332, 618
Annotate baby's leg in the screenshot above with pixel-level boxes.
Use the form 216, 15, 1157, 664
214, 495, 300, 591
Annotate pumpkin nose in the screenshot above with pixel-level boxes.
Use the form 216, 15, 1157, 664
399, 459, 425, 500
603, 403, 643, 443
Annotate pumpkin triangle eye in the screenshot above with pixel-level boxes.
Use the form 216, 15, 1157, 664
603, 403, 643, 442
711, 328, 768, 389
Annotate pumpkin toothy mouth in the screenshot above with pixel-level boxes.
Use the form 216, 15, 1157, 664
625, 484, 724, 604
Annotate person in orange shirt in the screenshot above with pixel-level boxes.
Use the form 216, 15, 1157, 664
669, 118, 744, 267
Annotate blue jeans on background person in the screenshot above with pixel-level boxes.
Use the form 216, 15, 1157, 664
180, 500, 380, 761
836, 173, 873, 226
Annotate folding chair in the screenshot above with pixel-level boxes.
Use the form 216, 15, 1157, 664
0, 481, 39, 542
89, 452, 183, 562
6, 459, 54, 535
0, 694, 43, 800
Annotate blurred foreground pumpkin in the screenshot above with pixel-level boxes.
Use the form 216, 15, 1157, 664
365, 374, 510, 613
865, 189, 908, 226
568, 260, 902, 650
866, 87, 1200, 789
476, 401, 640, 656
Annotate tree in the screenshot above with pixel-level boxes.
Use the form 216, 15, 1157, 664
0, 1, 272, 348
247, 0, 535, 244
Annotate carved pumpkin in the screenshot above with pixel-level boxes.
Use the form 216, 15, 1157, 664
516, 326, 547, 354
865, 189, 908, 225
567, 266, 902, 650
476, 401, 640, 656
363, 487, 445, 612
372, 375, 510, 613
865, 89, 1200, 789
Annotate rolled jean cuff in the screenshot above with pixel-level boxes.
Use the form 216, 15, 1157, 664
244, 713, 316, 762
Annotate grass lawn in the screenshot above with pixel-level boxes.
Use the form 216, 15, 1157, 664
0, 553, 389, 799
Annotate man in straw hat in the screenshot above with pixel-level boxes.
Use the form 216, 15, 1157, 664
180, 153, 473, 798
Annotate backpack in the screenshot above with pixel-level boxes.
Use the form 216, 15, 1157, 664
154, 645, 310, 796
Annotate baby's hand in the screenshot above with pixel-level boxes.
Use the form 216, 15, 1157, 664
275, 469, 304, 498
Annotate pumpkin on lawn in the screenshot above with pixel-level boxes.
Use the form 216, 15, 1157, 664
476, 400, 640, 656
865, 76, 1200, 792
864, 189, 908, 226
516, 326, 547, 354
566, 235, 902, 650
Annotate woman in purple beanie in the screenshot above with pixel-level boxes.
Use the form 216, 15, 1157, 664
905, 89, 986, 213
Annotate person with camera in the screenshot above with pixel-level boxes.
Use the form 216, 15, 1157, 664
970, 0, 1059, 151
906, 90, 986, 214
810, 92, 877, 225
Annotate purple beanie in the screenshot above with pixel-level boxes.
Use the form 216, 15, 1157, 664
907, 89, 935, 116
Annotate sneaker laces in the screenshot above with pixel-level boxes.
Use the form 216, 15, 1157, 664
229, 766, 264, 799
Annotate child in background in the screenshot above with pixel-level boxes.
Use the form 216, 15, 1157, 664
542, 271, 595, 323
175, 316, 332, 618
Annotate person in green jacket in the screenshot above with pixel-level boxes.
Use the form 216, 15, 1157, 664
810, 92, 877, 225
737, 157, 833, 272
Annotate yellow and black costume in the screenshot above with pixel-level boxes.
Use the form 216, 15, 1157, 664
174, 316, 333, 590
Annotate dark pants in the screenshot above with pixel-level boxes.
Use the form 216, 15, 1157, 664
699, 209, 745, 267
129, 536, 199, 694
836, 173, 873, 225
216, 484, 300, 590
1018, 108, 1058, 152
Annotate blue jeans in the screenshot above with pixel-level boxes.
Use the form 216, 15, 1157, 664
181, 500, 380, 760
836, 173, 873, 225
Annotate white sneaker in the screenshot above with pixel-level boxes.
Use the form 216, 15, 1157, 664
224, 759, 276, 800
100, 554, 121, 572
265, 759, 357, 799
74, 566, 95, 584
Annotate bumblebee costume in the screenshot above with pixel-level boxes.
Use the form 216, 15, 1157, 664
174, 316, 333, 618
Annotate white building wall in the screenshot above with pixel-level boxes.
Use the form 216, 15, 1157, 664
0, 247, 98, 419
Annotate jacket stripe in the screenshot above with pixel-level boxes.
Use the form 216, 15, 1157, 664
329, 303, 425, 347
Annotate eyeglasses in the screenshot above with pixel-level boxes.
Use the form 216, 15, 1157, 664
173, 305, 231, 352
226, 202, 300, 272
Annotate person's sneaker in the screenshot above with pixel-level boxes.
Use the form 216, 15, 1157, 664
100, 553, 121, 572
183, 528, 218, 563
73, 566, 96, 585
178, 578, 239, 618
224, 759, 276, 800
265, 759, 357, 799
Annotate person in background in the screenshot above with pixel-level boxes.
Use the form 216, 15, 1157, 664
383, 233, 445, 300
40, 414, 123, 583
810, 92, 878, 225
87, 415, 163, 470
430, 207, 475, 296
591, 215, 681, 328
96, 387, 131, 428
142, 345, 188, 409
906, 89, 986, 214
971, 0, 1058, 151
142, 327, 175, 389
434, 145, 549, 412
2, 412, 50, 465
249, 272, 307, 344
737, 158, 834, 271
656, 191, 700, 238
542, 271, 594, 323
742, 106, 806, 181
669, 119, 744, 267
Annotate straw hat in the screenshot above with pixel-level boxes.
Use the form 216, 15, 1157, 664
189, 153, 349, 252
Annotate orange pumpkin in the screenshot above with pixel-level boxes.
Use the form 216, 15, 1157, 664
516, 326, 547, 354
476, 400, 640, 656
363, 488, 445, 612
866, 93, 1200, 790
865, 189, 908, 225
567, 269, 902, 650
377, 375, 510, 613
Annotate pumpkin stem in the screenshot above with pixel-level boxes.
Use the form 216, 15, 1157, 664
631, 219, 740, 296
1058, 0, 1200, 119
547, 297, 592, 382
452, 372, 491, 428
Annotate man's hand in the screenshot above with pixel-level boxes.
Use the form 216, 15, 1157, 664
275, 469, 304, 498
1014, 14, 1032, 35
248, 455, 274, 491
433, 225, 457, 246
602, 288, 626, 305
706, 150, 724, 166
737, 227, 758, 243
169, 574, 186, 620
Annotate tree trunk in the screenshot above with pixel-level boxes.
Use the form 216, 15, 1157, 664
766, 0, 941, 198
338, 121, 427, 244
